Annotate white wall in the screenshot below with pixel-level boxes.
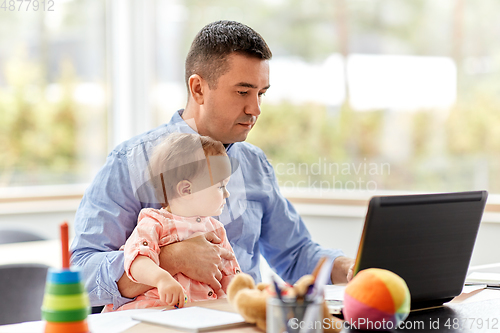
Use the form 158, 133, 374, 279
1, 203, 499, 268
297, 206, 500, 267
0, 211, 76, 240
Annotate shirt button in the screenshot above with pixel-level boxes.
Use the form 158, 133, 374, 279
208, 291, 213, 297
142, 241, 148, 246
196, 217, 201, 222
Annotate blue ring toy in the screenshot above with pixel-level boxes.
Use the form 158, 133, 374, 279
46, 268, 82, 284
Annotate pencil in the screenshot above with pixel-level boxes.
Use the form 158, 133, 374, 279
312, 256, 327, 279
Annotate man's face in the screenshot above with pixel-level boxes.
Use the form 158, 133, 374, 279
197, 53, 270, 144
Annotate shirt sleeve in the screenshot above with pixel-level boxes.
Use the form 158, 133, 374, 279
123, 213, 178, 283
70, 149, 143, 310
256, 153, 346, 285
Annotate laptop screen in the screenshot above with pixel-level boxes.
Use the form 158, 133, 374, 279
354, 191, 488, 309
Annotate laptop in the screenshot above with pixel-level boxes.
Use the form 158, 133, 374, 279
326, 191, 488, 311
353, 191, 488, 309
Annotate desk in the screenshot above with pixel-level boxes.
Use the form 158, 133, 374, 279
375, 298, 500, 333
1, 241, 499, 332
0, 295, 499, 333
0, 299, 260, 333
127, 299, 500, 333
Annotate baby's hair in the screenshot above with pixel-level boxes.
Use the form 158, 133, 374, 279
148, 133, 227, 207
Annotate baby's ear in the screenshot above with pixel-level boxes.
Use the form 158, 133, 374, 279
176, 180, 193, 197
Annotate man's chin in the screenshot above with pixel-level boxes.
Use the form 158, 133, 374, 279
221, 133, 249, 145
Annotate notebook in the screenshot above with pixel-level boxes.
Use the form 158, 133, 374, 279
131, 306, 247, 333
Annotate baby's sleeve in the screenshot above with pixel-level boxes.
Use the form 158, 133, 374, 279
123, 215, 165, 283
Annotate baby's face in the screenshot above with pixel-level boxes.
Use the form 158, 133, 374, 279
189, 176, 230, 217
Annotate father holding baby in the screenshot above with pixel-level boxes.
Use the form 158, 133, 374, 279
71, 20, 355, 310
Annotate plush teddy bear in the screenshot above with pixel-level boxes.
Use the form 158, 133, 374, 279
227, 272, 342, 332
227, 272, 270, 331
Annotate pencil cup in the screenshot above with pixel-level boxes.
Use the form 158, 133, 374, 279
267, 297, 323, 333
41, 268, 91, 333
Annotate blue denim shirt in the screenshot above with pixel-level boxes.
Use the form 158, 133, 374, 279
71, 110, 345, 309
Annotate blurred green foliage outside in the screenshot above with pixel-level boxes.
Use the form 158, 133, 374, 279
0, 50, 78, 186
2, 0, 500, 194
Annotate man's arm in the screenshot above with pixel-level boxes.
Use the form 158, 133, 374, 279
256, 152, 351, 284
71, 149, 144, 309
117, 231, 235, 298
117, 273, 151, 298
331, 256, 355, 284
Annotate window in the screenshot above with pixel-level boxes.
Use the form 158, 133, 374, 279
0, 0, 107, 187
154, 0, 500, 195
2, 0, 499, 197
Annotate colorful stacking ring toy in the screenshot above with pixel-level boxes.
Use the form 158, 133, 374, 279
41, 222, 90, 333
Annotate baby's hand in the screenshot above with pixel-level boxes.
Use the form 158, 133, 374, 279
157, 278, 186, 308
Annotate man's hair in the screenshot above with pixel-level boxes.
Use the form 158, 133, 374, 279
148, 133, 226, 207
185, 20, 272, 90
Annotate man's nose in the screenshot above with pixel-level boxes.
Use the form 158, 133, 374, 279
245, 94, 261, 117
223, 188, 230, 199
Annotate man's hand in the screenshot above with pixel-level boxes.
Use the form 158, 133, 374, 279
159, 231, 235, 290
331, 256, 355, 284
347, 263, 354, 282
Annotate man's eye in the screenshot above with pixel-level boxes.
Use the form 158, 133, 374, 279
238, 91, 248, 95
219, 185, 225, 190
259, 92, 266, 97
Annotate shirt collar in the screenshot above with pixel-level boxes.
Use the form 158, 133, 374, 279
170, 109, 234, 153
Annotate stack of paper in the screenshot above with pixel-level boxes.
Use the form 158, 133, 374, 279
132, 307, 247, 333
466, 272, 500, 286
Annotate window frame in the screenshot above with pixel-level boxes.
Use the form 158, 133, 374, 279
2, 185, 499, 224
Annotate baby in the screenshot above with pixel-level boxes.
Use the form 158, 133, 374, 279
107, 132, 240, 311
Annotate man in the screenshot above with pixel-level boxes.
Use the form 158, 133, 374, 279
71, 20, 354, 310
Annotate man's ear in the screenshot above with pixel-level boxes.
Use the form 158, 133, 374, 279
176, 180, 193, 198
188, 74, 205, 105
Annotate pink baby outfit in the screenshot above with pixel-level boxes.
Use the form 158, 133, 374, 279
107, 208, 240, 311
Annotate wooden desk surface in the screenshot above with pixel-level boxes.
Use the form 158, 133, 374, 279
1, 295, 499, 333
1, 240, 499, 332
0, 299, 260, 333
